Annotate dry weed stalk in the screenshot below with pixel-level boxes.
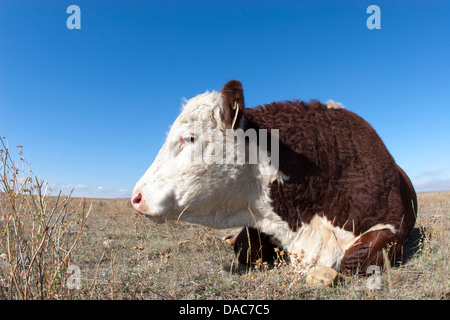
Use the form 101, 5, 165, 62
0, 138, 90, 299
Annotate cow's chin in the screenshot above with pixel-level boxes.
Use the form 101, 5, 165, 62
140, 206, 179, 224
143, 214, 167, 224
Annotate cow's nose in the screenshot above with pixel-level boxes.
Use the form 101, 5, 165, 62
131, 192, 142, 212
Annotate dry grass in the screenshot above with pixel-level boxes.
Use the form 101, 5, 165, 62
1, 139, 449, 300
13, 192, 445, 300
0, 138, 90, 299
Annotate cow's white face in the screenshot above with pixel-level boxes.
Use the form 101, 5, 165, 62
131, 81, 258, 228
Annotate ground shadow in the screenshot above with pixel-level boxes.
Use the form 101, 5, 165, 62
394, 226, 427, 266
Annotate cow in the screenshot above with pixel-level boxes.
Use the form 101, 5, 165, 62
131, 80, 417, 275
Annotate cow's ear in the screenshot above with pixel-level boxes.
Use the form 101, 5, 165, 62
220, 80, 245, 129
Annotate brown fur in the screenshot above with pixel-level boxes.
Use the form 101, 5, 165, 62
221, 81, 417, 273
220, 80, 245, 129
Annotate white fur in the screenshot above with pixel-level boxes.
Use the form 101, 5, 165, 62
133, 91, 257, 228
326, 100, 344, 109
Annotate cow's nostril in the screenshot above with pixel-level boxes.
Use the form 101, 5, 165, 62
132, 193, 142, 204
131, 192, 142, 211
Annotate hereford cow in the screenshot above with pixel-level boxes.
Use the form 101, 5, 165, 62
131, 80, 417, 274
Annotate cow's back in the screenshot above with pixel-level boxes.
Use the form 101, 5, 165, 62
243, 100, 417, 237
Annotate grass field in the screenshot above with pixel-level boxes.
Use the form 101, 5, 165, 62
3, 191, 447, 300
0, 141, 449, 300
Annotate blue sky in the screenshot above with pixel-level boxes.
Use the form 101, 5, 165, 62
1, 0, 449, 198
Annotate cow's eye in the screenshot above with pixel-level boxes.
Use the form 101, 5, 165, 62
183, 135, 195, 143
180, 134, 195, 150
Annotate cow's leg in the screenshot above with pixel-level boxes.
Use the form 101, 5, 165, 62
232, 227, 278, 266
223, 229, 241, 246
340, 227, 399, 274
